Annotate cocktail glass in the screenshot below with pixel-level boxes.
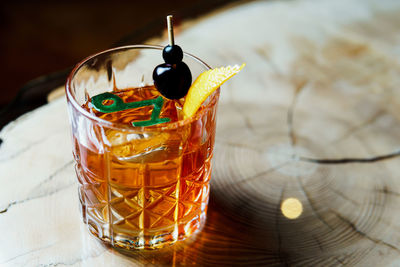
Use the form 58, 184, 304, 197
65, 45, 219, 250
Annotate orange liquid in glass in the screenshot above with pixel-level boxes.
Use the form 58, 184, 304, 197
74, 86, 216, 249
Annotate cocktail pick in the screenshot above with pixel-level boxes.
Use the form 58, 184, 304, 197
153, 15, 192, 99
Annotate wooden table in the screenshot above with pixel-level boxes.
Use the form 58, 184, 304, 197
2, 0, 400, 265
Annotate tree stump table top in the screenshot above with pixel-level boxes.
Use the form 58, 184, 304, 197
2, 0, 400, 265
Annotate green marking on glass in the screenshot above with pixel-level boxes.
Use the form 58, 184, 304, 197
91, 93, 171, 127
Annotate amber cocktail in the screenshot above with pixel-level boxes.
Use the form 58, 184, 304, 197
65, 45, 219, 249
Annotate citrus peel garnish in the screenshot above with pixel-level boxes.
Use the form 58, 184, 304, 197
183, 63, 245, 119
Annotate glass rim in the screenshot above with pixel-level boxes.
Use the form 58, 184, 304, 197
65, 44, 219, 131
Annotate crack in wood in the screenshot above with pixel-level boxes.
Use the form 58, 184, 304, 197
0, 160, 74, 214
287, 104, 296, 147
0, 201, 15, 214
256, 44, 317, 170
369, 185, 388, 224
312, 235, 324, 252
231, 102, 258, 136
379, 188, 400, 197
233, 162, 290, 185
370, 187, 400, 231
299, 149, 400, 164
6, 237, 106, 267
287, 79, 308, 147
243, 115, 256, 135
34, 160, 74, 188
0, 138, 46, 162
331, 210, 400, 253
329, 187, 361, 206
1, 242, 57, 264
331, 110, 385, 144
40, 249, 106, 267
0, 129, 64, 162
255, 47, 283, 77
297, 177, 334, 230
0, 182, 75, 214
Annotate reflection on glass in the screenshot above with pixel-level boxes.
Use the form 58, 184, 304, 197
281, 198, 303, 219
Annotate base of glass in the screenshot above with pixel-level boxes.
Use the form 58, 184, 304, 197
85, 211, 207, 250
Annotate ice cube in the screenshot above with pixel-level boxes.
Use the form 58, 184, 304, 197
105, 130, 171, 162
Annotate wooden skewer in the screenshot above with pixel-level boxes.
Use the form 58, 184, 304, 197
167, 15, 175, 46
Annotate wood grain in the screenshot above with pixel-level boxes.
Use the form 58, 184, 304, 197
2, 0, 400, 266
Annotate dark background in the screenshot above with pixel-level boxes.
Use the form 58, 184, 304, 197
0, 0, 237, 128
